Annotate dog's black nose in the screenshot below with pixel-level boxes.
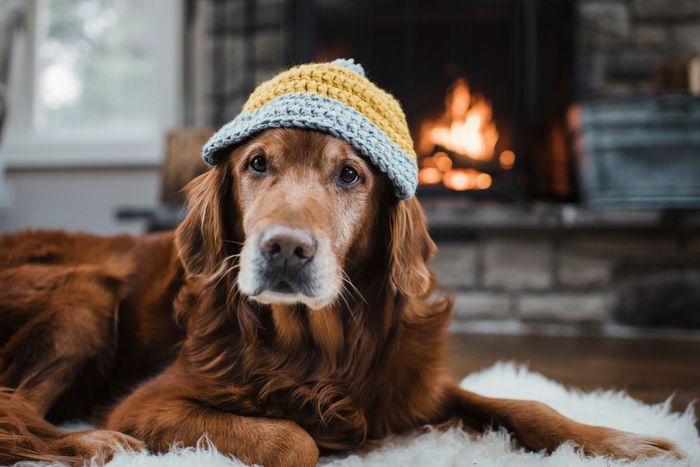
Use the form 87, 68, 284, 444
260, 226, 317, 271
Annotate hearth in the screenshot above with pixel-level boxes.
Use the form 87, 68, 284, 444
202, 0, 576, 202
308, 0, 576, 201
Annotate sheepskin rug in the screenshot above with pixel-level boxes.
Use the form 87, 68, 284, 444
79, 362, 698, 467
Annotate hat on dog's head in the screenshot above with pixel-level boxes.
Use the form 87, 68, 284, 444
202, 58, 418, 199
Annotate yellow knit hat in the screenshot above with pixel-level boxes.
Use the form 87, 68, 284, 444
203, 59, 419, 199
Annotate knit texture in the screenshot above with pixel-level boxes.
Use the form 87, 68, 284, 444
202, 59, 418, 199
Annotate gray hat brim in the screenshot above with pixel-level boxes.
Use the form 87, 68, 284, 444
202, 92, 418, 200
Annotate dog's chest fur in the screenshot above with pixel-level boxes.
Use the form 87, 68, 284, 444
230, 300, 451, 449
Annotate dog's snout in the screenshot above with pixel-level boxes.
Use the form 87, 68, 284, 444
260, 226, 317, 270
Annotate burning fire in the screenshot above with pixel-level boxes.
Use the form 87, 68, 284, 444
418, 78, 499, 160
417, 78, 513, 191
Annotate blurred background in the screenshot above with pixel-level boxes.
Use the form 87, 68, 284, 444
0, 0, 698, 408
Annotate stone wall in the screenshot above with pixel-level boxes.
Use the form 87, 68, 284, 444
188, 0, 700, 112
431, 220, 700, 328
186, 0, 289, 126
577, 0, 700, 95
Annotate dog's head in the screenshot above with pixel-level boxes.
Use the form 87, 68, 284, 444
176, 128, 434, 310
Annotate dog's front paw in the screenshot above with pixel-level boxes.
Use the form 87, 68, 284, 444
57, 429, 145, 465
585, 428, 685, 460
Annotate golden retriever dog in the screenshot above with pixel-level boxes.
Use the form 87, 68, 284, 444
0, 129, 682, 465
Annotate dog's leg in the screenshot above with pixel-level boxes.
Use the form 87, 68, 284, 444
0, 266, 143, 465
0, 389, 143, 466
105, 370, 319, 467
0, 266, 125, 416
441, 382, 684, 460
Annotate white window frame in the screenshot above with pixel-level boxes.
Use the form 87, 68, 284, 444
1, 0, 182, 169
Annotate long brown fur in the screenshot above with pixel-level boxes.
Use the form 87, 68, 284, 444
0, 129, 682, 466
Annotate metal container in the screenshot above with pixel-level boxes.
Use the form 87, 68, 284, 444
577, 95, 700, 208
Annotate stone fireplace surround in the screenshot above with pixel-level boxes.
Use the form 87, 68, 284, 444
179, 0, 700, 336
430, 0, 700, 335
124, 200, 700, 337
577, 0, 700, 96
428, 202, 700, 336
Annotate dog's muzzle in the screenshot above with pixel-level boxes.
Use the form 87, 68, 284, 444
258, 225, 317, 294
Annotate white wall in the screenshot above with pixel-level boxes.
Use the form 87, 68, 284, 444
0, 167, 160, 235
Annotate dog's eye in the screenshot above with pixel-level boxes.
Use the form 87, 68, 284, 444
338, 166, 359, 186
249, 155, 267, 174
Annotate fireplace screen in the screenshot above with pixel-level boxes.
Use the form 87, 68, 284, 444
306, 0, 576, 201
205, 0, 576, 201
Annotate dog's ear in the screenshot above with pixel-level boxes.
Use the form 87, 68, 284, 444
175, 167, 232, 278
389, 196, 436, 298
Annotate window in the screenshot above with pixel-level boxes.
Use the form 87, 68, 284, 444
2, 0, 181, 167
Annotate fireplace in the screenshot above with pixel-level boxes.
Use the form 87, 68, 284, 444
198, 0, 575, 201
198, 0, 699, 208
121, 0, 700, 332
306, 0, 576, 201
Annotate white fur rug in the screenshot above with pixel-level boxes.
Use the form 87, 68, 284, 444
73, 362, 698, 467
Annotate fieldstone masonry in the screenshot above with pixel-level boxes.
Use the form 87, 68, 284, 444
188, 0, 289, 126
578, 0, 700, 94
432, 228, 700, 327
482, 237, 552, 290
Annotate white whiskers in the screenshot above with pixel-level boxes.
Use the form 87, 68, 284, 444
341, 270, 367, 306
207, 253, 241, 287
337, 270, 366, 322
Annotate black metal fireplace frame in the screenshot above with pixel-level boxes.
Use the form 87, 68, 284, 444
203, 0, 576, 202
292, 0, 539, 202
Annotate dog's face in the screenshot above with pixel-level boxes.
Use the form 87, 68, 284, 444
231, 129, 385, 309
176, 128, 435, 311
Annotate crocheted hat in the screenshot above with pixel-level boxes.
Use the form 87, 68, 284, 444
202, 58, 418, 199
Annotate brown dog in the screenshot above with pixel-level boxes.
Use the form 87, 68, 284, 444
0, 129, 682, 466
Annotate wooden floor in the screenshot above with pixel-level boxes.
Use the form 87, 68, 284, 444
448, 333, 700, 423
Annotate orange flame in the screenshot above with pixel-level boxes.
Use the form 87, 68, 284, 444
418, 78, 499, 161
441, 169, 492, 191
